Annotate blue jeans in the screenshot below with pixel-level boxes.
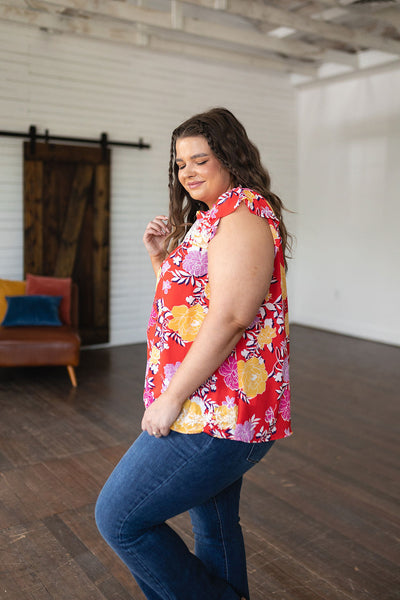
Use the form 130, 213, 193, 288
95, 430, 274, 600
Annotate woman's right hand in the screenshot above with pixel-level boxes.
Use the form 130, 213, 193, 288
143, 215, 170, 259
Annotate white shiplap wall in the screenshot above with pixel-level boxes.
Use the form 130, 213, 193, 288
296, 68, 400, 346
0, 21, 297, 346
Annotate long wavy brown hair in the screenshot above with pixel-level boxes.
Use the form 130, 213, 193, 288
166, 107, 292, 268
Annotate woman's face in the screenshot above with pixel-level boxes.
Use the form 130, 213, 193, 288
175, 136, 232, 209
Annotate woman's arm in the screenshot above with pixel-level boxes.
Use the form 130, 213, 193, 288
141, 203, 275, 436
143, 215, 170, 275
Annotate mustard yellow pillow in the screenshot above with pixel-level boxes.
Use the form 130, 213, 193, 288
0, 279, 26, 323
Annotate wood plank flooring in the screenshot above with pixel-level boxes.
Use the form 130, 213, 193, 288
0, 324, 399, 600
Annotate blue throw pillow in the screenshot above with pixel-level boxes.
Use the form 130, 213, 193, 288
1, 295, 63, 327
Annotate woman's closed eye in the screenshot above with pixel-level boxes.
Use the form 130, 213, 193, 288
177, 160, 208, 170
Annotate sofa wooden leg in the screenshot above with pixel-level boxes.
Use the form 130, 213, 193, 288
67, 366, 78, 387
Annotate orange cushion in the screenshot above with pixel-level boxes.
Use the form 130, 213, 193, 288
25, 274, 72, 325
0, 279, 26, 322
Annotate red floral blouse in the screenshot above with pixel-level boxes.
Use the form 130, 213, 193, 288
144, 187, 292, 443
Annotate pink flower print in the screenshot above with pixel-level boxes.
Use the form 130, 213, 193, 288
162, 279, 171, 294
161, 362, 181, 393
183, 249, 208, 276
278, 388, 291, 421
284, 428, 292, 437
161, 262, 169, 276
148, 306, 157, 327
218, 355, 238, 390
233, 419, 255, 442
144, 387, 154, 408
265, 407, 275, 424
282, 357, 289, 382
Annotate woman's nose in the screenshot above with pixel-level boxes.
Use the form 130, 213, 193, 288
185, 162, 196, 177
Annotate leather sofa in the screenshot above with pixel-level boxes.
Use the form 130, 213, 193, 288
0, 283, 81, 386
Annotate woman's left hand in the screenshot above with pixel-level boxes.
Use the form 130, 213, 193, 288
141, 393, 182, 438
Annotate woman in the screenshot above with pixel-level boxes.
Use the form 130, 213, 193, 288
95, 107, 292, 600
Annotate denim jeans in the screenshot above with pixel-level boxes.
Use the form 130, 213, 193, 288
95, 430, 274, 600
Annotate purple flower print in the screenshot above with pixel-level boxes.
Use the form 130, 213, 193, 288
249, 314, 261, 330
223, 395, 236, 408
183, 249, 208, 277
260, 206, 275, 221
265, 407, 275, 424
282, 357, 289, 382
278, 388, 291, 421
164, 362, 181, 380
161, 262, 169, 276
161, 362, 181, 393
162, 279, 171, 294
219, 355, 238, 390
208, 204, 219, 219
233, 420, 255, 442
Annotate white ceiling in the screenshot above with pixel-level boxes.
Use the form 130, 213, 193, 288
1, 0, 400, 84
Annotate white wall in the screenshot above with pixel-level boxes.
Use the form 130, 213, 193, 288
295, 67, 400, 346
0, 21, 297, 346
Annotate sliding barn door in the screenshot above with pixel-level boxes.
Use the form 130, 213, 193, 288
24, 142, 110, 345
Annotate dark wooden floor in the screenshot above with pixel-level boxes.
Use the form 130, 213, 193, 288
0, 324, 399, 600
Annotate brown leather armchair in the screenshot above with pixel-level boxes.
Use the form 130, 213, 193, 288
0, 283, 81, 386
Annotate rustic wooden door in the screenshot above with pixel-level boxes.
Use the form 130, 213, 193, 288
24, 142, 110, 345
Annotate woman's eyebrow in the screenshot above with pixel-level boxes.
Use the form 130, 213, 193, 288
176, 153, 209, 163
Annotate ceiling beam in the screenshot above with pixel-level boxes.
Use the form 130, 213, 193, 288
0, 4, 317, 76
182, 15, 322, 58
2, 0, 396, 78
15, 0, 366, 68
183, 0, 400, 55
302, 0, 400, 29
14, 0, 325, 59
149, 36, 318, 75
0, 4, 146, 43
343, 4, 400, 29
22, 0, 171, 28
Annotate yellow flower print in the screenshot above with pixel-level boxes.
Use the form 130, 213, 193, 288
237, 357, 268, 399
149, 345, 160, 366
280, 264, 287, 301
242, 189, 256, 203
169, 304, 206, 342
171, 399, 206, 434
257, 325, 277, 348
189, 224, 209, 249
285, 313, 289, 336
214, 404, 238, 430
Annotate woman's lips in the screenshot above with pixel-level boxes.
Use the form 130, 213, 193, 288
187, 181, 204, 189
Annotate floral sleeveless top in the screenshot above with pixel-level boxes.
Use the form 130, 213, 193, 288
144, 187, 292, 443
